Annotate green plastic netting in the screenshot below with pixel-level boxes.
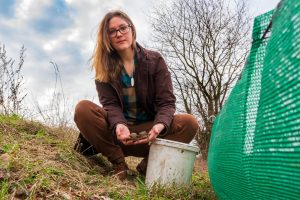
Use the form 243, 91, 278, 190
208, 0, 300, 199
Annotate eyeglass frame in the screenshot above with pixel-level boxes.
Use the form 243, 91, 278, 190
108, 24, 132, 38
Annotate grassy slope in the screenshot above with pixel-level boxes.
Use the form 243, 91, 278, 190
0, 115, 216, 200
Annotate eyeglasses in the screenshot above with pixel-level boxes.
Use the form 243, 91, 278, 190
108, 24, 132, 38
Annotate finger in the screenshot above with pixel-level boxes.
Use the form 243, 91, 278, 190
116, 130, 126, 141
117, 131, 131, 141
117, 134, 126, 141
148, 135, 157, 142
148, 131, 158, 142
133, 138, 149, 144
152, 126, 161, 135
119, 134, 129, 141
116, 133, 123, 141
152, 127, 160, 134
122, 139, 134, 145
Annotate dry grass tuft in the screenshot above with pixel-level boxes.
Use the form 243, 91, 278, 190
0, 114, 216, 199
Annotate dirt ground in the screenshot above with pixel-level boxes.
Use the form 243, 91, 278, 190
194, 155, 208, 173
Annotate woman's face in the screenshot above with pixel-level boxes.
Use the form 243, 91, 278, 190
108, 16, 133, 52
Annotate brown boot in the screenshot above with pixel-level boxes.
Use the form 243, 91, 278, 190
112, 162, 129, 181
136, 157, 148, 176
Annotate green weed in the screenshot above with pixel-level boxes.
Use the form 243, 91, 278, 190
43, 166, 64, 176
0, 114, 21, 123
1, 143, 20, 154
0, 181, 8, 200
35, 129, 45, 137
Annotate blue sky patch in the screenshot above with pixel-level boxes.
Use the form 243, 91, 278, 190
30, 0, 73, 35
0, 0, 17, 18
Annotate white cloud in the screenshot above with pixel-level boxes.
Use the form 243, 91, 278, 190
249, 0, 280, 17
0, 0, 281, 122
15, 0, 51, 20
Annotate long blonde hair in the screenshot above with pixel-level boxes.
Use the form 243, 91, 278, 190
91, 10, 136, 82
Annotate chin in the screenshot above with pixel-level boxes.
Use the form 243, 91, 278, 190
115, 44, 132, 51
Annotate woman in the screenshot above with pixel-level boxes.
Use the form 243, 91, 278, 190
74, 10, 199, 181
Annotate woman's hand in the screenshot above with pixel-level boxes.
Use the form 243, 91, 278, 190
148, 123, 165, 142
134, 123, 165, 144
115, 124, 134, 145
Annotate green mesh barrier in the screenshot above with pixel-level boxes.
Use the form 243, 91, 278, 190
208, 0, 300, 199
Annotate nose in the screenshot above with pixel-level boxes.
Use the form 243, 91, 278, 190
116, 30, 122, 37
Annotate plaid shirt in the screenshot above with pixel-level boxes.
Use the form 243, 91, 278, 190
121, 69, 150, 124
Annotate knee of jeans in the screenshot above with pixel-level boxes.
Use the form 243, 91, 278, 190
181, 114, 199, 136
74, 100, 94, 119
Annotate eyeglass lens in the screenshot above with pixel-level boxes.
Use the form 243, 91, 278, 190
109, 25, 131, 37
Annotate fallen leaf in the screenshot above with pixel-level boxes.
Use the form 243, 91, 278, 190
100, 196, 113, 200
0, 153, 10, 169
0, 169, 4, 181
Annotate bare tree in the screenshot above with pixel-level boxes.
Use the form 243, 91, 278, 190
0, 44, 27, 115
150, 0, 251, 159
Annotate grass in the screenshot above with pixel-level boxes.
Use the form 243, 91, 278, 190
0, 114, 217, 200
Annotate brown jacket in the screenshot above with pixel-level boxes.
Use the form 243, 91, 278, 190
95, 43, 176, 131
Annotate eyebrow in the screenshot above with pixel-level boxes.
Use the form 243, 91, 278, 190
109, 23, 128, 30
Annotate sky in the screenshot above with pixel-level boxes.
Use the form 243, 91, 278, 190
0, 0, 281, 120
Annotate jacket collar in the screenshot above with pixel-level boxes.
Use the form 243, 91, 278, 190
135, 42, 148, 61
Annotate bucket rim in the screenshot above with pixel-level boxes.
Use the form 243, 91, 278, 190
153, 138, 199, 152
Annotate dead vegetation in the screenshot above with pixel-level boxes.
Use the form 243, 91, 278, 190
0, 44, 27, 116
0, 115, 216, 199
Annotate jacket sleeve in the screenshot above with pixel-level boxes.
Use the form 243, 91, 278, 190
153, 55, 176, 131
95, 80, 127, 130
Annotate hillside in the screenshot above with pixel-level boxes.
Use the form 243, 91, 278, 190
0, 115, 216, 200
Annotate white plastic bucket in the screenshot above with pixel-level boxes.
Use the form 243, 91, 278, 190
145, 138, 200, 187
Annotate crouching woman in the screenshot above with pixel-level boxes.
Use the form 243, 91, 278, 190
74, 10, 199, 180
